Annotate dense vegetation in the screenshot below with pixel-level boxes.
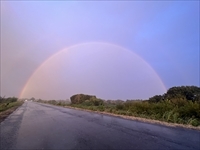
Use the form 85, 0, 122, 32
37, 86, 200, 127
0, 96, 23, 112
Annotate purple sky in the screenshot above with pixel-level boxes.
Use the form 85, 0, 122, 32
1, 1, 199, 100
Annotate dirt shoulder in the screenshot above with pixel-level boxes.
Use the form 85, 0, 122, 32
64, 105, 200, 130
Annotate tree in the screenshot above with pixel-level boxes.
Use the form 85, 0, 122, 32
166, 86, 200, 101
149, 95, 163, 103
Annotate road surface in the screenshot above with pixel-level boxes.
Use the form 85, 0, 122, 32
1, 102, 200, 150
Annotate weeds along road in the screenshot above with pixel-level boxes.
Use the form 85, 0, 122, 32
1, 102, 199, 150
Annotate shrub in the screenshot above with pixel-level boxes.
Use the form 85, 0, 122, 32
82, 100, 93, 106
98, 105, 105, 111
188, 118, 199, 126
116, 104, 124, 110
70, 94, 96, 104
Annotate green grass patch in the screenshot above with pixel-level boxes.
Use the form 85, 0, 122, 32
0, 101, 23, 112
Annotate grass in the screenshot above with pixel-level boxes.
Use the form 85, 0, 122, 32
0, 100, 23, 122
0, 101, 23, 112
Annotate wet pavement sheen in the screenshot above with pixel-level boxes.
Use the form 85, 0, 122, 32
1, 102, 200, 150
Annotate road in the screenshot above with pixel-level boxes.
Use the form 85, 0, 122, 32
1, 102, 199, 150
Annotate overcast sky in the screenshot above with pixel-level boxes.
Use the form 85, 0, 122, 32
1, 1, 199, 100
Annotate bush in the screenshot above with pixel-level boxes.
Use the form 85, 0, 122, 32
98, 105, 105, 111
188, 118, 199, 126
116, 104, 124, 110
82, 100, 93, 106
70, 94, 96, 104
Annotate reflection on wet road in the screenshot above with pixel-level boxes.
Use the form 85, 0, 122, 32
1, 102, 200, 150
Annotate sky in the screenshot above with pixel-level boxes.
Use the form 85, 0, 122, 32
1, 1, 199, 100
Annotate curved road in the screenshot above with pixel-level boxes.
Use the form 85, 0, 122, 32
1, 102, 199, 150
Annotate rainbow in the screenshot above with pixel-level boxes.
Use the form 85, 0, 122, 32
19, 42, 167, 99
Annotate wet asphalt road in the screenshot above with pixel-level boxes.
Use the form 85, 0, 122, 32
0, 102, 200, 150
